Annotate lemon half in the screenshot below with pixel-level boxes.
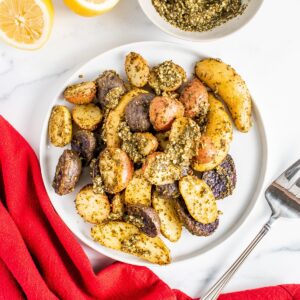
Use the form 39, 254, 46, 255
64, 0, 119, 17
0, 0, 54, 50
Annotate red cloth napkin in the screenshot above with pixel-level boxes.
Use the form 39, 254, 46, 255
0, 115, 300, 300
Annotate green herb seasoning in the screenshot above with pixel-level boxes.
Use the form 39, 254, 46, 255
152, 0, 247, 32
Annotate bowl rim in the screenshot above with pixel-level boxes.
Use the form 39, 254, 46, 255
138, 0, 264, 42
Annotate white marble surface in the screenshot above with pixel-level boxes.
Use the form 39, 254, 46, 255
1, 0, 300, 298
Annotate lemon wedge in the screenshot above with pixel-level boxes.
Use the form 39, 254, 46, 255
64, 0, 119, 17
0, 0, 54, 50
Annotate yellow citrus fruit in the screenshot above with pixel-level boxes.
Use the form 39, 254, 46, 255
0, 0, 54, 50
64, 0, 119, 17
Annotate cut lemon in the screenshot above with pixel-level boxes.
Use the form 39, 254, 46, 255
64, 0, 119, 17
0, 0, 54, 50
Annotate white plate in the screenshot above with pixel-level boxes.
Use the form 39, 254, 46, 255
138, 0, 263, 42
40, 41, 268, 266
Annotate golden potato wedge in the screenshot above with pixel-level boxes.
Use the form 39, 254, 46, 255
195, 58, 252, 132
125, 52, 150, 87
103, 89, 148, 148
152, 191, 182, 242
125, 169, 152, 206
75, 184, 110, 224
48, 105, 72, 147
72, 103, 103, 131
179, 175, 218, 224
64, 81, 96, 105
91, 221, 171, 265
99, 148, 134, 194
109, 193, 125, 220
133, 132, 158, 157
142, 152, 181, 185
192, 93, 233, 172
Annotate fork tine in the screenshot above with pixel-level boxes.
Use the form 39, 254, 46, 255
275, 159, 300, 189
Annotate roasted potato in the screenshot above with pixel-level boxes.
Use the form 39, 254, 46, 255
125, 93, 154, 132
179, 78, 209, 118
174, 198, 219, 236
97, 70, 127, 109
156, 183, 180, 199
99, 148, 134, 194
125, 52, 150, 87
125, 204, 161, 237
48, 105, 72, 147
179, 175, 218, 224
91, 221, 171, 265
155, 131, 170, 151
71, 130, 96, 165
75, 184, 110, 223
202, 154, 237, 200
125, 169, 152, 206
192, 93, 233, 172
149, 96, 185, 131
142, 152, 181, 185
63, 81, 96, 105
52, 150, 82, 195
133, 132, 158, 157
149, 61, 187, 94
103, 89, 148, 148
152, 192, 182, 242
195, 58, 252, 132
72, 104, 103, 131
109, 193, 125, 220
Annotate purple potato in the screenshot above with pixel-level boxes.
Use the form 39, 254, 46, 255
202, 154, 236, 200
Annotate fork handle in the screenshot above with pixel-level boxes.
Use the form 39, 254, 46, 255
202, 216, 276, 300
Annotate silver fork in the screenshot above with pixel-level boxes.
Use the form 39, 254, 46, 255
202, 159, 300, 300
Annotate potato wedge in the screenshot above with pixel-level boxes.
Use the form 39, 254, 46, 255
75, 184, 110, 224
64, 81, 96, 105
179, 175, 218, 224
109, 193, 125, 220
142, 152, 181, 185
152, 192, 182, 242
195, 58, 252, 132
125, 169, 152, 206
72, 103, 103, 131
133, 132, 158, 157
91, 221, 171, 265
125, 52, 150, 87
103, 89, 148, 148
48, 105, 72, 147
99, 148, 134, 194
192, 93, 233, 172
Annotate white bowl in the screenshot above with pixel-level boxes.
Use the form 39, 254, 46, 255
138, 0, 263, 42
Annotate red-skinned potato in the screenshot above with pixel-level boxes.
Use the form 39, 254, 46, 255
99, 148, 134, 194
179, 78, 209, 118
194, 136, 217, 164
149, 96, 184, 131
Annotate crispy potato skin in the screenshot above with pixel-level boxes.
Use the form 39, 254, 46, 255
99, 148, 134, 194
192, 93, 233, 172
75, 184, 110, 224
125, 52, 150, 87
103, 89, 148, 148
72, 104, 103, 131
48, 105, 72, 147
52, 150, 82, 195
64, 81, 96, 105
179, 175, 218, 224
149, 96, 185, 131
195, 58, 252, 132
91, 221, 171, 265
179, 78, 208, 118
